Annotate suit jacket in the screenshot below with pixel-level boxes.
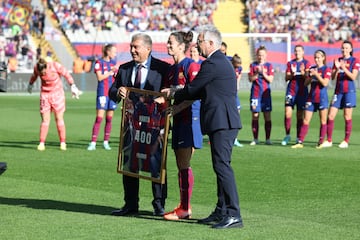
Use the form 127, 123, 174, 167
174, 50, 242, 135
109, 56, 170, 102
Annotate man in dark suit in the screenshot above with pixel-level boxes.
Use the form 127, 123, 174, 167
164, 25, 243, 229
109, 33, 170, 216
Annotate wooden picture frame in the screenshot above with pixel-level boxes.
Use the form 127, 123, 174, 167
117, 87, 170, 184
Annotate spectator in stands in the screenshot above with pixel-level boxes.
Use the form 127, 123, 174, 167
48, 0, 217, 35
20, 42, 30, 63
7, 54, 17, 72
36, 44, 41, 60
73, 57, 84, 74
0, 36, 5, 64
5, 39, 16, 58
31, 7, 42, 37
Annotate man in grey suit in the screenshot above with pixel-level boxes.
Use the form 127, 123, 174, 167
164, 25, 243, 229
109, 33, 170, 217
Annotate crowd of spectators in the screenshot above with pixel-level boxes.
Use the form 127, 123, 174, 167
0, 28, 36, 73
247, 0, 360, 43
48, 0, 218, 33
2, 0, 360, 73
52, 0, 360, 43
0, 3, 46, 73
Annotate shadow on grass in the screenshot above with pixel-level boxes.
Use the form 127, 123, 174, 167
132, 213, 200, 225
0, 196, 202, 225
0, 141, 41, 149
0, 196, 117, 216
0, 140, 89, 150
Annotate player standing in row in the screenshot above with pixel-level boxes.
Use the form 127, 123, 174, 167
231, 54, 244, 147
87, 44, 118, 151
282, 45, 311, 145
292, 50, 331, 148
162, 31, 203, 221
189, 44, 202, 64
220, 42, 243, 147
27, 58, 81, 151
322, 40, 359, 148
248, 45, 274, 145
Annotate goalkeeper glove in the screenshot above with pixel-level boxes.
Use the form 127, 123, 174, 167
71, 84, 82, 99
27, 84, 33, 94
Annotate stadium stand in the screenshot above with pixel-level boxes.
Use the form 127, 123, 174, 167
212, 0, 251, 69
248, 0, 360, 42
48, 0, 218, 42
247, 0, 360, 71
0, 2, 44, 72
57, 0, 360, 71
46, 0, 219, 65
1, 0, 360, 73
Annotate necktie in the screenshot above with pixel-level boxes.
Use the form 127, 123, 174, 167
134, 64, 143, 88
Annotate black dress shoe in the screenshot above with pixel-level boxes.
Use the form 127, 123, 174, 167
212, 216, 243, 229
152, 200, 165, 216
153, 207, 165, 216
198, 211, 223, 224
111, 207, 138, 216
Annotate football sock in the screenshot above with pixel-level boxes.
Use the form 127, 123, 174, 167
252, 119, 259, 140
39, 121, 50, 143
91, 116, 103, 142
285, 117, 291, 135
319, 124, 327, 144
296, 119, 303, 140
327, 119, 334, 142
179, 168, 194, 210
344, 119, 352, 142
104, 116, 113, 141
265, 120, 272, 140
56, 119, 66, 143
298, 123, 309, 143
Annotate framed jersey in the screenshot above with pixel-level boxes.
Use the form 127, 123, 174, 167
117, 88, 170, 184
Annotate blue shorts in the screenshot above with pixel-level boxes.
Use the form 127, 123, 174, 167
330, 92, 356, 109
250, 97, 272, 112
305, 102, 328, 112
172, 121, 202, 150
96, 96, 118, 110
285, 93, 307, 110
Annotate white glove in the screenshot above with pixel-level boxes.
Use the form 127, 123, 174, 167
71, 84, 82, 99
27, 84, 33, 94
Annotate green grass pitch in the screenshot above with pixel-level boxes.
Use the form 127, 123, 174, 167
0, 91, 359, 239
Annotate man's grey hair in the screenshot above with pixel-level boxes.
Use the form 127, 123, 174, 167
196, 24, 222, 48
131, 33, 153, 48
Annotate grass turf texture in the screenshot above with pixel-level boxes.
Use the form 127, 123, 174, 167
0, 91, 359, 240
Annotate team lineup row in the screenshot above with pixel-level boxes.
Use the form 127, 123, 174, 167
235, 41, 358, 149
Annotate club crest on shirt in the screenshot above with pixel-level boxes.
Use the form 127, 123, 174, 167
178, 72, 185, 82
